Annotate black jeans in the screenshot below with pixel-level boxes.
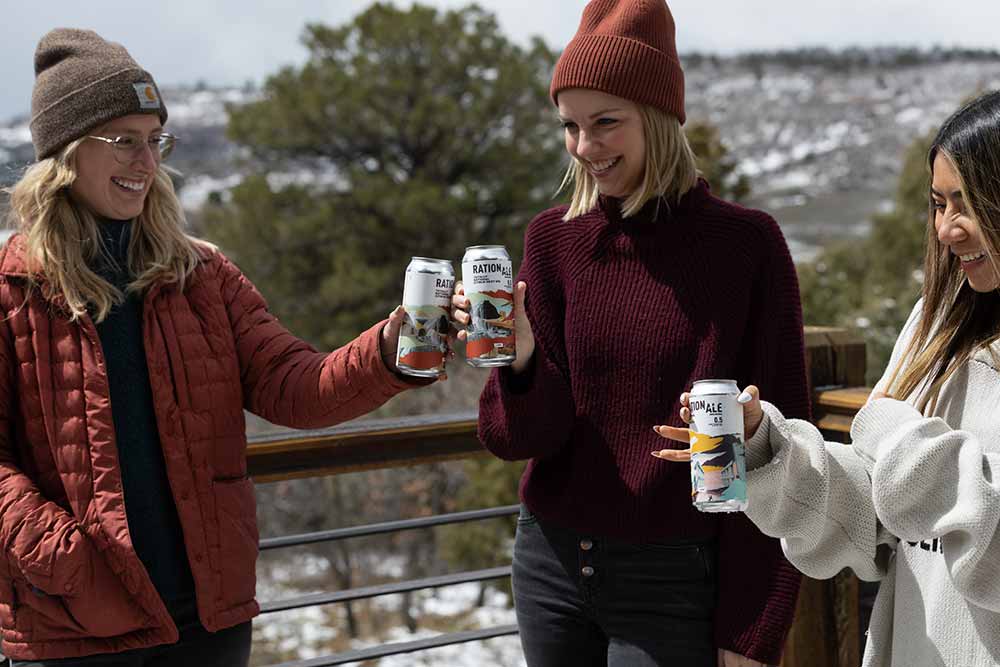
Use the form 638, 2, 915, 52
513, 506, 717, 667
11, 597, 251, 667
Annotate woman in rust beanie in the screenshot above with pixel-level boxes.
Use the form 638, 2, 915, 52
0, 28, 433, 666
459, 1, 810, 665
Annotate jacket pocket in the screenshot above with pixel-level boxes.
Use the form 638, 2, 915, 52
60, 546, 153, 638
10, 576, 87, 640
213, 476, 259, 606
13, 545, 152, 641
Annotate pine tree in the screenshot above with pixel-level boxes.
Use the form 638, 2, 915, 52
203, 3, 563, 349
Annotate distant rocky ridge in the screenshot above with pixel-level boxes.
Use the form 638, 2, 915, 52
3, 49, 1000, 260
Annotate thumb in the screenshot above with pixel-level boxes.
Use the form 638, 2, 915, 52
737, 385, 763, 434
514, 281, 527, 314
737, 384, 761, 410
384, 305, 405, 341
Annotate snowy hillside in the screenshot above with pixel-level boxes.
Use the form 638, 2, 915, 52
2, 55, 999, 258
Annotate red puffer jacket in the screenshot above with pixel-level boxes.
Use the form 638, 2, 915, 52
0, 235, 418, 660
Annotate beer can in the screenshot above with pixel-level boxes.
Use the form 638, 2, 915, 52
396, 257, 454, 378
461, 245, 516, 367
688, 379, 748, 513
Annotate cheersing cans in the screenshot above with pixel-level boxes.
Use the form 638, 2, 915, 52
461, 245, 515, 367
396, 257, 454, 378
688, 379, 748, 513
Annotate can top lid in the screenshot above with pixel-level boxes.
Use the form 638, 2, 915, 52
464, 245, 506, 251
691, 379, 738, 389
410, 256, 454, 265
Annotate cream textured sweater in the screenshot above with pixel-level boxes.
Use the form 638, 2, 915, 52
744, 300, 1000, 667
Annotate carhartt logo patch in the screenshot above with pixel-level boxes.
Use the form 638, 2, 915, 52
132, 83, 161, 109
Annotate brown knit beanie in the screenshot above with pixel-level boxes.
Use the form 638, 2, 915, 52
550, 0, 685, 124
30, 28, 168, 160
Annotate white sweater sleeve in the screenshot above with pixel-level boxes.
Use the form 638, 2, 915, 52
743, 402, 895, 582
855, 397, 1000, 613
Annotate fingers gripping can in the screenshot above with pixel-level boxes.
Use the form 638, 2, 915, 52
689, 379, 748, 513
396, 257, 454, 378
461, 245, 515, 367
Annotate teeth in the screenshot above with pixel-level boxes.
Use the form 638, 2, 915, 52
112, 177, 145, 192
960, 251, 986, 262
589, 158, 618, 172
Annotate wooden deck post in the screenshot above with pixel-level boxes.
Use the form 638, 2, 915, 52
779, 327, 868, 667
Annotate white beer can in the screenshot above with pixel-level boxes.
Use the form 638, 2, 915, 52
396, 257, 454, 377
461, 245, 515, 367
688, 379, 748, 513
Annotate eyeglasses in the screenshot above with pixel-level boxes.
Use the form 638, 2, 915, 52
86, 133, 177, 163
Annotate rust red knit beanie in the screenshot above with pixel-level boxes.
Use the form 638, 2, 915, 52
550, 0, 685, 124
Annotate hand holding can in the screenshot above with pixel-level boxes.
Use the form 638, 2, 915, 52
461, 245, 516, 367
395, 257, 454, 378
652, 380, 764, 512
453, 280, 535, 373
652, 386, 763, 455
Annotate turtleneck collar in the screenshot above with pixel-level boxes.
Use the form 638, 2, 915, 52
94, 218, 134, 280
597, 178, 711, 226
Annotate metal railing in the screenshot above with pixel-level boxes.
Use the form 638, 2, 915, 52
258, 506, 520, 667
244, 326, 870, 667
0, 328, 869, 667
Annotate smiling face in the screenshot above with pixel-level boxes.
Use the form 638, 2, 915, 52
557, 88, 645, 198
69, 114, 162, 221
931, 152, 1000, 293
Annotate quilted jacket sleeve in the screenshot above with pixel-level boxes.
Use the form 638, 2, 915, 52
216, 252, 422, 429
0, 315, 95, 596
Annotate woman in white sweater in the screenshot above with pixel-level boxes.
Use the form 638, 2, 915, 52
654, 91, 1000, 667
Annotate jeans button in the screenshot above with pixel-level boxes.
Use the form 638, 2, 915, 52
581, 566, 595, 577
580, 539, 593, 551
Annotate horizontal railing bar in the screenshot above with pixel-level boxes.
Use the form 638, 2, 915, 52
260, 566, 512, 614
248, 410, 482, 482
260, 505, 520, 551
268, 623, 520, 667
248, 411, 480, 446
813, 386, 870, 435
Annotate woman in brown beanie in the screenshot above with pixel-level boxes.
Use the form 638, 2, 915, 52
0, 28, 431, 666
454, 0, 809, 665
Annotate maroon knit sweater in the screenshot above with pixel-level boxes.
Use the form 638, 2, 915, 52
478, 180, 811, 663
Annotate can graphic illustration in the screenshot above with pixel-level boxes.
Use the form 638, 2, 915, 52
461, 245, 515, 367
688, 379, 748, 513
396, 257, 454, 378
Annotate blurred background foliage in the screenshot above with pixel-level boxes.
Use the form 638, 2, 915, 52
201, 1, 935, 636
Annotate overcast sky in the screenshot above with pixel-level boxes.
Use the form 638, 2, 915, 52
3, 0, 1000, 122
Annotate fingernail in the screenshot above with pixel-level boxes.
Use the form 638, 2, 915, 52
652, 425, 661, 432
737, 391, 752, 404
650, 451, 662, 458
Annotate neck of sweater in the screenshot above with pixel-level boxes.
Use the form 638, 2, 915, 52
597, 180, 709, 227
94, 218, 133, 288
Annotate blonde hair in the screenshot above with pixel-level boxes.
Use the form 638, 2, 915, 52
560, 104, 699, 221
885, 93, 1000, 412
5, 137, 206, 322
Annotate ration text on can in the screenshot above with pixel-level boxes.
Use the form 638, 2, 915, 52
461, 245, 515, 367
688, 379, 748, 513
396, 257, 454, 378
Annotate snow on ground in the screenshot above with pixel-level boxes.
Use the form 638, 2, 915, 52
343, 587, 522, 667
0, 123, 30, 146
161, 87, 258, 126
254, 555, 523, 666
